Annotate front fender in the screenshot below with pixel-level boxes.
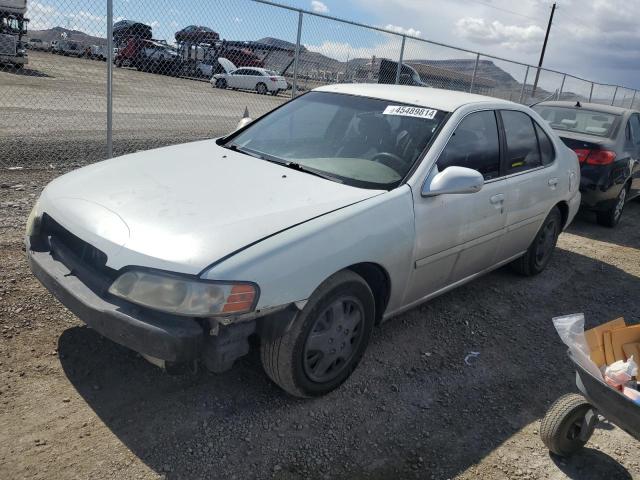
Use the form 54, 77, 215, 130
200, 186, 415, 315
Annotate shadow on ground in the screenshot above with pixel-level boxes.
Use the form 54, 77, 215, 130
57, 243, 640, 478
566, 201, 640, 250
0, 65, 52, 78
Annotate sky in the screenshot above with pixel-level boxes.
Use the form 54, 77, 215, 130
26, 0, 640, 90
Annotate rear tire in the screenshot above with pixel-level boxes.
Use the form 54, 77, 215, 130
511, 206, 562, 276
541, 393, 596, 456
260, 270, 375, 398
256, 82, 267, 95
596, 184, 627, 228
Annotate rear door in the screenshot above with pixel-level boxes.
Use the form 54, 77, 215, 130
499, 110, 560, 258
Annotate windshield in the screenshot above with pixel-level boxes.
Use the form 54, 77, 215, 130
227, 91, 448, 189
533, 105, 618, 137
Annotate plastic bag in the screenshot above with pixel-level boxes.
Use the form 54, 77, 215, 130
552, 313, 604, 380
604, 356, 638, 388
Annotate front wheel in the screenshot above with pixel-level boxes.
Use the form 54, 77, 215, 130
215, 78, 227, 89
597, 185, 627, 228
540, 393, 596, 456
260, 270, 375, 398
256, 82, 267, 95
511, 206, 561, 276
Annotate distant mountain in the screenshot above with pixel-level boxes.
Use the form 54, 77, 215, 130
411, 59, 520, 87
28, 26, 107, 46
257, 37, 306, 52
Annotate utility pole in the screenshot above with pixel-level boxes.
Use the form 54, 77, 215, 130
531, 2, 556, 98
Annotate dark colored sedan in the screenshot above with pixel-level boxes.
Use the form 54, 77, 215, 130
533, 101, 640, 227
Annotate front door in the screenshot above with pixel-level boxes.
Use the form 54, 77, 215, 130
405, 110, 508, 305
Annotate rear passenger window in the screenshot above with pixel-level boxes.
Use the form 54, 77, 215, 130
436, 110, 501, 180
534, 122, 555, 165
501, 110, 541, 173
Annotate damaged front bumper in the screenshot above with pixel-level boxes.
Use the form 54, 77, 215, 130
27, 240, 297, 373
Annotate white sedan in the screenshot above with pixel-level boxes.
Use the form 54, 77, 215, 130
211, 66, 288, 95
26, 84, 580, 397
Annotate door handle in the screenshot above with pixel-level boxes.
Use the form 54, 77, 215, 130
548, 177, 559, 186
490, 193, 505, 204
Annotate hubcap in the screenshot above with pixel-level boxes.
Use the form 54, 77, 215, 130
535, 218, 558, 265
303, 296, 364, 383
614, 188, 626, 220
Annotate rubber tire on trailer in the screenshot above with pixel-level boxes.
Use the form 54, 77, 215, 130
256, 82, 267, 95
260, 270, 375, 398
540, 393, 596, 456
596, 183, 627, 228
511, 206, 562, 276
215, 78, 227, 89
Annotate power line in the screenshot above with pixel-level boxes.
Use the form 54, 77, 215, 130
463, 0, 543, 22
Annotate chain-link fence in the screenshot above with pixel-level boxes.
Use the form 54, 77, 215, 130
1, 0, 638, 168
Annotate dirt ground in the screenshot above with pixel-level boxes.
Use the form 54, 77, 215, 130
0, 51, 286, 168
1, 165, 639, 480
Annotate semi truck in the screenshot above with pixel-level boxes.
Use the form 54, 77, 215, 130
0, 0, 28, 68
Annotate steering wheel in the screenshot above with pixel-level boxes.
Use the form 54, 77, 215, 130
371, 152, 406, 173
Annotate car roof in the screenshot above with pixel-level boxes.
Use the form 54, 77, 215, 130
536, 100, 638, 116
313, 84, 516, 112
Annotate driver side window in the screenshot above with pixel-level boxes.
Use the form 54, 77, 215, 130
436, 110, 501, 180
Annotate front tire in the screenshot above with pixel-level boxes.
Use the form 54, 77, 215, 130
260, 270, 375, 398
215, 78, 227, 89
256, 82, 267, 95
511, 206, 562, 276
596, 184, 627, 228
541, 393, 596, 456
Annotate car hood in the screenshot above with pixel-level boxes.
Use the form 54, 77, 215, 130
40, 140, 383, 274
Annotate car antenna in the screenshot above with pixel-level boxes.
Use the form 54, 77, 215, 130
528, 89, 559, 108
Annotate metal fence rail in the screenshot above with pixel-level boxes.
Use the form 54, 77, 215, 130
1, 0, 638, 168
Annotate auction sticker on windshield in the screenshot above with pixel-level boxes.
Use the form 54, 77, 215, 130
383, 105, 438, 119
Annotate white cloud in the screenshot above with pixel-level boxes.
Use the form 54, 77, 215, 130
382, 24, 421, 37
455, 17, 543, 51
310, 1, 329, 14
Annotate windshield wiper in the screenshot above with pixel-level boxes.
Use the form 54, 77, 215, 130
225, 143, 339, 182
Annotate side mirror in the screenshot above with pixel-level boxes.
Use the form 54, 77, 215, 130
421, 166, 484, 197
235, 116, 253, 131
234, 106, 252, 132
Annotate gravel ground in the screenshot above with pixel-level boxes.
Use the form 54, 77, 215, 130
1, 164, 640, 480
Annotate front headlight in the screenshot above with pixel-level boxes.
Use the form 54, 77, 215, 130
108, 270, 258, 317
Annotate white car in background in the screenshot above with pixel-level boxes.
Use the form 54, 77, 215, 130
210, 58, 287, 95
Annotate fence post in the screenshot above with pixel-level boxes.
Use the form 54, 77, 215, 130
519, 66, 529, 104
291, 11, 303, 98
589, 82, 594, 102
106, 0, 113, 158
395, 35, 406, 85
469, 53, 479, 93
558, 74, 566, 100
611, 86, 619, 106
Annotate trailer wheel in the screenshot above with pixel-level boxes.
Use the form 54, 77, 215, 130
540, 393, 596, 456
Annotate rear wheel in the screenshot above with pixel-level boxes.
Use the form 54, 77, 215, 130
260, 270, 375, 398
541, 393, 596, 456
256, 82, 267, 95
511, 206, 562, 276
597, 184, 627, 228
